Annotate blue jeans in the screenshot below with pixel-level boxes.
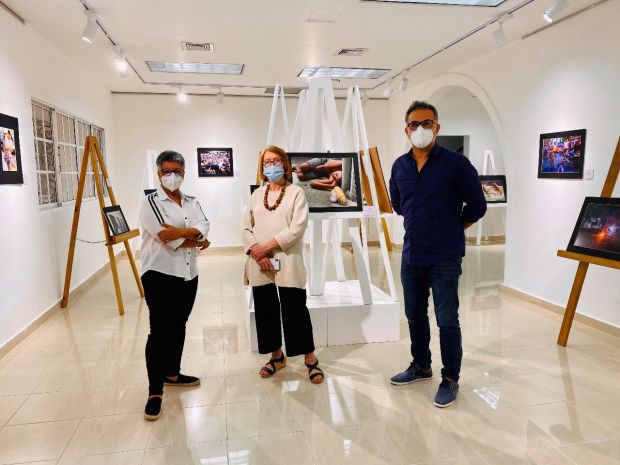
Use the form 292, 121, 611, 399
401, 259, 463, 381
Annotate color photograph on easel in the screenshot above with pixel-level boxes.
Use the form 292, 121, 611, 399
479, 175, 507, 204
289, 152, 363, 213
567, 197, 620, 262
0, 112, 23, 184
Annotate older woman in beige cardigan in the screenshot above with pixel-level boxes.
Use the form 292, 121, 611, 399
242, 145, 324, 384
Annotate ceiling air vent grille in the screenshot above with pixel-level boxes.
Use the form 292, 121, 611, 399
182, 42, 214, 52
335, 48, 368, 57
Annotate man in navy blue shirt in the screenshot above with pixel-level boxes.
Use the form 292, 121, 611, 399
389, 101, 486, 408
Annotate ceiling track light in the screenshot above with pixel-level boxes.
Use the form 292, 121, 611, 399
216, 89, 224, 103
493, 23, 507, 47
382, 83, 395, 98
399, 74, 409, 92
112, 47, 129, 77
81, 10, 98, 44
543, 0, 569, 23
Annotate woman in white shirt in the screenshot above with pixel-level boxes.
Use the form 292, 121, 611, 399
139, 150, 210, 421
242, 145, 324, 384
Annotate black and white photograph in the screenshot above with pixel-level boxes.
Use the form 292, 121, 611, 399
103, 205, 131, 236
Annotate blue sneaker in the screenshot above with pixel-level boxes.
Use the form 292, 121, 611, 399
390, 362, 433, 386
434, 378, 459, 408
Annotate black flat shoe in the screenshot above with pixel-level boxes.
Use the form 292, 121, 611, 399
164, 373, 201, 387
144, 396, 162, 421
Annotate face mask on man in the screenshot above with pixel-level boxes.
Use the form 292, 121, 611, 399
263, 165, 285, 183
410, 126, 435, 149
161, 173, 183, 192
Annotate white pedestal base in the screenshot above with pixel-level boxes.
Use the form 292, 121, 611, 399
245, 280, 400, 352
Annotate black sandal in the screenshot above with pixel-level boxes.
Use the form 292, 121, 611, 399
259, 353, 287, 378
305, 360, 325, 384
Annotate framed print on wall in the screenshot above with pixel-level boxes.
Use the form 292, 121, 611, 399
567, 197, 620, 262
538, 129, 586, 179
288, 152, 363, 213
197, 148, 233, 177
0, 113, 24, 185
479, 175, 507, 204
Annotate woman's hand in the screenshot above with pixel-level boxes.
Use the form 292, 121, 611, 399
200, 239, 210, 250
158, 223, 185, 243
249, 239, 278, 261
257, 257, 275, 272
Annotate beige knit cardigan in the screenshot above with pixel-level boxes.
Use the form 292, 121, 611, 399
242, 183, 309, 288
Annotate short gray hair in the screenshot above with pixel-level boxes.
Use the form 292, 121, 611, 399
156, 150, 185, 169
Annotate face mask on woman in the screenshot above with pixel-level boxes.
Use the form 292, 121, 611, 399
264, 165, 285, 183
410, 126, 435, 149
161, 172, 183, 192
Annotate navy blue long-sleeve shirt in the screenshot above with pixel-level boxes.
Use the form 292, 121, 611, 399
389, 144, 487, 267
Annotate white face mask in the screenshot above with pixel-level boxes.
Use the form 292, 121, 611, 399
161, 173, 183, 192
410, 126, 435, 149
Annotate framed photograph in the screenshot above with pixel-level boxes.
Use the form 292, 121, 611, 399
567, 197, 620, 262
479, 175, 507, 204
538, 129, 586, 179
197, 148, 233, 177
0, 113, 23, 185
288, 152, 363, 213
103, 205, 131, 237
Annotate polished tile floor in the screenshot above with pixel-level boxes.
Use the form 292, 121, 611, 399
1, 245, 620, 465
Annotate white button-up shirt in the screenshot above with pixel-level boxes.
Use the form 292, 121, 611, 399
139, 186, 210, 281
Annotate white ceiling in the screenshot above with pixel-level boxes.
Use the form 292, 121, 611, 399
5, 0, 598, 97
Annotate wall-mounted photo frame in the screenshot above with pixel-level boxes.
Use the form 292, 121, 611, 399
479, 175, 507, 204
538, 129, 586, 179
567, 197, 620, 262
288, 152, 363, 213
0, 113, 23, 185
103, 205, 131, 237
197, 147, 233, 177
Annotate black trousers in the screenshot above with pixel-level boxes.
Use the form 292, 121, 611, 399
252, 284, 315, 357
142, 270, 198, 395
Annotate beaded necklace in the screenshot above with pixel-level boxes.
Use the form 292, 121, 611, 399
263, 184, 286, 211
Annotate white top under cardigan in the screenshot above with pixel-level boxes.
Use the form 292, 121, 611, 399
242, 183, 309, 288
140, 186, 210, 281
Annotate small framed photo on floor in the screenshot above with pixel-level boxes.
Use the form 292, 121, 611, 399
103, 205, 131, 237
0, 112, 24, 185
538, 129, 586, 179
567, 197, 620, 262
479, 175, 507, 204
288, 152, 363, 213
198, 148, 233, 177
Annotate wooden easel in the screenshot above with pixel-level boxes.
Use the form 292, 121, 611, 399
557, 136, 620, 346
360, 147, 393, 251
61, 136, 144, 316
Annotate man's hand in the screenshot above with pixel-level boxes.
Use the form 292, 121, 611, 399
463, 221, 474, 230
257, 257, 275, 272
158, 223, 186, 243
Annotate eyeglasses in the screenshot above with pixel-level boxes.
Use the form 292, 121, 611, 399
406, 119, 437, 130
160, 169, 184, 175
263, 160, 283, 168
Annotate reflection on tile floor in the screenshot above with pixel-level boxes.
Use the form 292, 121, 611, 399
0, 245, 619, 465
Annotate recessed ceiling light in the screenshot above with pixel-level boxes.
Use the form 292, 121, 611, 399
146, 61, 243, 75
298, 67, 389, 79
361, 0, 507, 6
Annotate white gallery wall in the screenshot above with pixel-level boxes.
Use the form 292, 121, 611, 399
0, 12, 114, 349
110, 94, 392, 248
387, 1, 620, 327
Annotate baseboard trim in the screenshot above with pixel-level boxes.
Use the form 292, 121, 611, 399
466, 235, 506, 245
0, 256, 123, 361
500, 284, 620, 338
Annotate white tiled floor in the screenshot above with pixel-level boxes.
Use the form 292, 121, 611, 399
1, 244, 619, 465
